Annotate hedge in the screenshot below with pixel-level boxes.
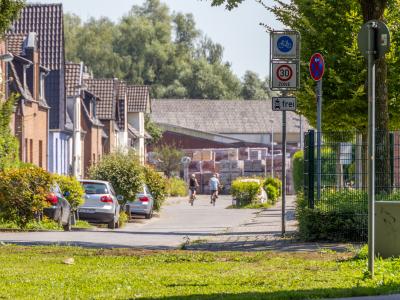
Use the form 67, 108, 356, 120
292, 150, 303, 193
166, 177, 187, 197
143, 166, 167, 211
0, 165, 52, 227
53, 174, 84, 210
231, 179, 261, 206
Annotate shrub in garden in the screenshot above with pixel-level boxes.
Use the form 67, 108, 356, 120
166, 177, 187, 197
231, 179, 261, 206
292, 150, 304, 193
0, 165, 52, 227
263, 177, 282, 196
89, 151, 143, 203
296, 190, 368, 241
52, 174, 84, 210
265, 184, 279, 204
143, 165, 167, 211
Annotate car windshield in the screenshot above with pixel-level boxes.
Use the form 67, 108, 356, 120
81, 182, 109, 194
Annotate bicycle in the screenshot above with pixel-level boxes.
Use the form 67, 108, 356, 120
189, 192, 196, 206
189, 188, 197, 206
210, 190, 217, 206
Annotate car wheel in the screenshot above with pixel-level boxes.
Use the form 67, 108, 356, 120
108, 217, 116, 229
58, 208, 63, 227
63, 214, 72, 231
145, 209, 153, 219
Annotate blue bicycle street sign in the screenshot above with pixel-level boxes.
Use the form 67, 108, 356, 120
277, 36, 293, 53
271, 31, 299, 59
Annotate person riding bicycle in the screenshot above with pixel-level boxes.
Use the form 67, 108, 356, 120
189, 174, 199, 203
209, 173, 220, 204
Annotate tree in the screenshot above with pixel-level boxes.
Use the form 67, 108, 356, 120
241, 71, 272, 100
0, 0, 24, 170
64, 0, 244, 100
145, 114, 163, 145
0, 0, 24, 34
88, 151, 144, 202
154, 144, 184, 177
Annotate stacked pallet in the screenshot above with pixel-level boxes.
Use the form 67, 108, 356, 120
219, 160, 243, 192
243, 160, 266, 177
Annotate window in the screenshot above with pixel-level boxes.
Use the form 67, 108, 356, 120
30, 139, 33, 163
93, 154, 96, 165
39, 140, 43, 167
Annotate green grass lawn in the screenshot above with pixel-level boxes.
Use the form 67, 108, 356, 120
1, 245, 400, 299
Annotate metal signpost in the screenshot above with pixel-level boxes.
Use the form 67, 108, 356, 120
309, 53, 325, 201
357, 20, 390, 277
270, 31, 300, 236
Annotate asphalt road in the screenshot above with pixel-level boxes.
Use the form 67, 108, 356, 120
0, 195, 260, 249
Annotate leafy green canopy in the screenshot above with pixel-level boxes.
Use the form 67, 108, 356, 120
210, 0, 400, 132
64, 0, 271, 100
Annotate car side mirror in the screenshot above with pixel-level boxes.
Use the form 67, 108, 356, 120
63, 191, 70, 198
117, 195, 124, 201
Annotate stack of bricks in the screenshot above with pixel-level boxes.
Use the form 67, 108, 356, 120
243, 160, 266, 177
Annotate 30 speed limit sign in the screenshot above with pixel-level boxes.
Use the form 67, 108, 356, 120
271, 62, 298, 90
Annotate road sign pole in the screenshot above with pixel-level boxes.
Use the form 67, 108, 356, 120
367, 21, 376, 277
282, 94, 287, 237
317, 79, 322, 201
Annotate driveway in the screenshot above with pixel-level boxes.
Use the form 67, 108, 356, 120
0, 195, 264, 249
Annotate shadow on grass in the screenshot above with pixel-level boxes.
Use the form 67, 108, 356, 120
136, 286, 400, 300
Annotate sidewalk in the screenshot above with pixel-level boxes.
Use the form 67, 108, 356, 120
187, 195, 353, 252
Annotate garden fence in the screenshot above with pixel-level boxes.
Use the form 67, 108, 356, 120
303, 129, 398, 241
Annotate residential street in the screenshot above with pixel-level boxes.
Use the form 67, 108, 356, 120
0, 195, 291, 249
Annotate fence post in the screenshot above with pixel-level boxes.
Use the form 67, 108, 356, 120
308, 130, 315, 209
390, 133, 394, 189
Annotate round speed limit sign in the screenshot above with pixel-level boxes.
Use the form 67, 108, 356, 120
277, 65, 293, 81
271, 62, 298, 90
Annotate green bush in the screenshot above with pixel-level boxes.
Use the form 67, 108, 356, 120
89, 151, 144, 203
0, 165, 52, 227
263, 177, 282, 196
143, 165, 167, 211
266, 184, 279, 203
166, 177, 188, 197
296, 190, 368, 241
52, 174, 84, 210
292, 150, 304, 193
231, 179, 261, 206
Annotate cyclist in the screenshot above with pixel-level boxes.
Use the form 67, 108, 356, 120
209, 173, 220, 205
189, 174, 199, 205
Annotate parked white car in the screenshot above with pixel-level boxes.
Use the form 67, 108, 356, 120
78, 180, 122, 229
124, 184, 154, 219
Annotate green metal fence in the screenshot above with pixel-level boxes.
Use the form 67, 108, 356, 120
303, 130, 398, 241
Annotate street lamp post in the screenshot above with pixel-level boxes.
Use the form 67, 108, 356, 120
269, 119, 274, 178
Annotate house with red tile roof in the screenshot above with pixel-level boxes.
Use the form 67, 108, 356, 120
10, 4, 72, 175
2, 32, 50, 169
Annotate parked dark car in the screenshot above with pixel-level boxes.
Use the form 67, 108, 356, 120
43, 184, 72, 231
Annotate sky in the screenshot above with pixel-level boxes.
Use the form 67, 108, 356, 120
28, 0, 283, 79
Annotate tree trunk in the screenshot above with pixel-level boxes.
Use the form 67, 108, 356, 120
360, 0, 390, 194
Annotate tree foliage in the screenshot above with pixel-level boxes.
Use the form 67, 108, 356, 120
64, 0, 267, 100
88, 151, 144, 202
153, 144, 184, 177
209, 0, 400, 132
0, 0, 24, 36
0, 94, 19, 170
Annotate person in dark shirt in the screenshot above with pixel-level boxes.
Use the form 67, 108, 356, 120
189, 174, 199, 204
